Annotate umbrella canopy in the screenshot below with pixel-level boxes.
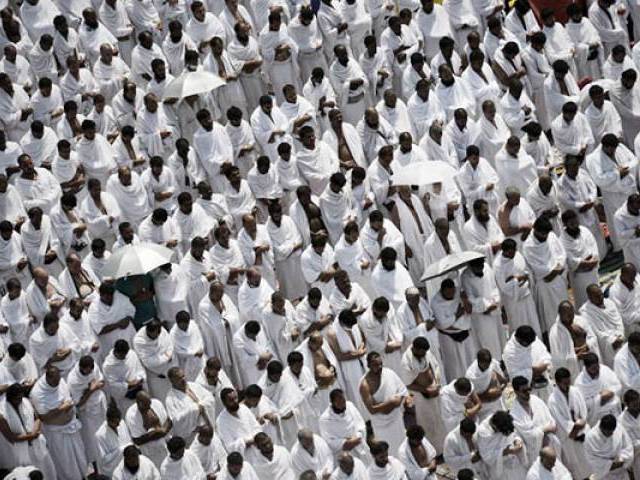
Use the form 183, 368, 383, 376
391, 161, 457, 186
421, 250, 485, 282
103, 243, 174, 279
163, 71, 226, 100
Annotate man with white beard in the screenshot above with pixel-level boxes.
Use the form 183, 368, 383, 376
67, 355, 107, 471
503, 326, 553, 400
574, 353, 622, 426
610, 264, 640, 336
510, 376, 560, 468
476, 411, 528, 479
587, 134, 638, 251
522, 216, 568, 335
360, 352, 408, 454
465, 348, 506, 421
400, 336, 446, 454
464, 199, 504, 264
560, 209, 600, 309
493, 239, 541, 336
585, 414, 634, 480
29, 366, 88, 480
615, 194, 640, 270
460, 258, 505, 359
580, 284, 626, 368
165, 367, 215, 445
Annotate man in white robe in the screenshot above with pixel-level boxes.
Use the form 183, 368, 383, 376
330, 46, 369, 126
133, 319, 176, 401
113, 444, 161, 480
0, 74, 32, 142
522, 217, 568, 335
367, 441, 407, 480
610, 263, 640, 336
247, 432, 296, 480
460, 259, 506, 359
580, 284, 626, 368
106, 166, 151, 227
615, 194, 640, 271
125, 390, 172, 468
526, 447, 572, 480
494, 239, 541, 336
443, 418, 484, 477
14, 155, 61, 214
575, 353, 622, 426
370, 248, 414, 310
319, 388, 369, 462
0, 384, 56, 479
165, 367, 215, 444
233, 320, 274, 388
96, 401, 133, 478
161, 436, 207, 479
558, 155, 607, 259
456, 147, 500, 215
29, 312, 80, 377
476, 411, 528, 479
586, 84, 622, 145
510, 376, 560, 468
67, 355, 108, 469
503, 326, 553, 400
466, 349, 507, 422
400, 336, 446, 454
585, 414, 634, 480
359, 297, 403, 372
586, 134, 638, 250
29, 366, 88, 480
463, 199, 504, 265
88, 283, 136, 363
291, 429, 334, 478
359, 352, 408, 454
560, 209, 600, 309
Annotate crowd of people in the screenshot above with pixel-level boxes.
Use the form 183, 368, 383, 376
7, 0, 640, 479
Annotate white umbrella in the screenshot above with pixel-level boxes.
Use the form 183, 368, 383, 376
421, 250, 485, 282
163, 71, 226, 100
103, 243, 174, 279
391, 161, 456, 186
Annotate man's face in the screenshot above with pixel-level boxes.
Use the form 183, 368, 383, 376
223, 390, 240, 412
586, 362, 600, 379
515, 384, 531, 402
338, 456, 354, 475
257, 436, 274, 456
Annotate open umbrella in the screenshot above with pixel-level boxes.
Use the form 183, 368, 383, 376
421, 250, 485, 282
163, 71, 226, 100
391, 161, 456, 186
103, 243, 174, 279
